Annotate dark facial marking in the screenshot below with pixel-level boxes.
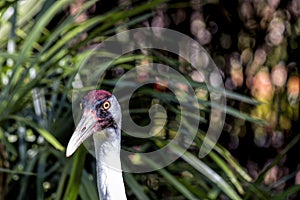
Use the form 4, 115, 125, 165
94, 99, 110, 118
81, 90, 117, 131
96, 112, 115, 130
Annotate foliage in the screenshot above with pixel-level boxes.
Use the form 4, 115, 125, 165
0, 0, 299, 200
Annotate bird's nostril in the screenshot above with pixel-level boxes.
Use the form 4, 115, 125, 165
81, 127, 86, 132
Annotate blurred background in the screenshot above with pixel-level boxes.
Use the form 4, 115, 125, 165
0, 0, 299, 199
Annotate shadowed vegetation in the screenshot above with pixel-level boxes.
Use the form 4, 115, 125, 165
0, 0, 299, 199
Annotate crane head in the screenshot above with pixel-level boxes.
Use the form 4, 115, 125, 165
66, 90, 121, 157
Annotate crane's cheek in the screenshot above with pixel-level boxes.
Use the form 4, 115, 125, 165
96, 115, 114, 130
94, 119, 108, 131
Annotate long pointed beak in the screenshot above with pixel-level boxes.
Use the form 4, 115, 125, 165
66, 112, 98, 157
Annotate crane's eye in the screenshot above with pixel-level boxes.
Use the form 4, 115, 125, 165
102, 101, 111, 110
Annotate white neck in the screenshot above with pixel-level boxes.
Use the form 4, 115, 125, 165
93, 128, 127, 200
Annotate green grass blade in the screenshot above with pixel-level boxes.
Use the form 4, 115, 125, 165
143, 157, 197, 200
36, 150, 49, 200
170, 143, 242, 200
19, 0, 70, 59
209, 151, 245, 195
79, 170, 98, 200
4, 115, 64, 151
63, 145, 86, 200
273, 185, 300, 200
124, 173, 150, 200
195, 133, 253, 182
0, 168, 36, 176
255, 133, 300, 184
55, 161, 71, 200
18, 151, 38, 200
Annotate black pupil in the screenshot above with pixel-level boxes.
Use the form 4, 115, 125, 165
104, 102, 109, 109
95, 102, 101, 110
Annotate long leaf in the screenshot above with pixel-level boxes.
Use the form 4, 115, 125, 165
55, 161, 71, 200
63, 145, 87, 200
79, 170, 99, 200
124, 173, 150, 200
143, 156, 198, 200
169, 143, 242, 200
4, 115, 64, 151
